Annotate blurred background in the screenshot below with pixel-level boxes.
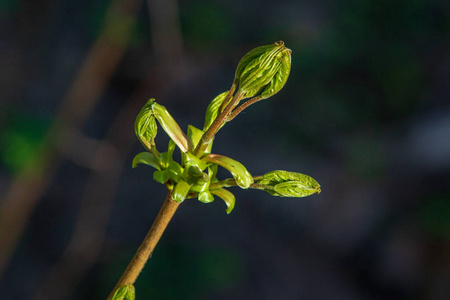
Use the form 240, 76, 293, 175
1, 0, 450, 299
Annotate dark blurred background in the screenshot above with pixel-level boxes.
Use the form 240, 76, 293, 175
1, 0, 450, 299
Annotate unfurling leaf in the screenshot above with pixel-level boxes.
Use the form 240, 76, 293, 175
134, 99, 157, 151
255, 170, 321, 197
202, 154, 253, 189
235, 41, 291, 99
172, 180, 191, 202
211, 188, 236, 214
198, 190, 214, 203
152, 102, 192, 153
153, 170, 171, 184
203, 91, 230, 131
166, 161, 184, 182
187, 125, 213, 154
184, 151, 208, 171
111, 284, 135, 300
132, 152, 160, 170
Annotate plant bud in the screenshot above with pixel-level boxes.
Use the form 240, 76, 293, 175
172, 180, 191, 202
255, 170, 321, 197
184, 165, 209, 186
152, 102, 192, 153
111, 284, 135, 300
134, 99, 157, 151
235, 41, 291, 99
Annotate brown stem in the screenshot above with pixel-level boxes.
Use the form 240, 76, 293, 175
193, 90, 245, 157
209, 177, 270, 191
107, 190, 180, 299
218, 82, 237, 114
227, 96, 263, 121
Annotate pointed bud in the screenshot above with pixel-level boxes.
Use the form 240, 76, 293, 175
255, 170, 321, 197
134, 99, 157, 151
172, 180, 191, 202
152, 102, 192, 153
203, 91, 230, 131
235, 41, 291, 99
111, 284, 135, 300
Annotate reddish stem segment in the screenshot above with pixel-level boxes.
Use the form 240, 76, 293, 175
193, 90, 245, 157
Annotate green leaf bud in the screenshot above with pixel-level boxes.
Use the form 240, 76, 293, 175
202, 154, 253, 189
152, 102, 192, 153
172, 180, 191, 202
184, 165, 209, 186
255, 170, 321, 197
111, 284, 135, 300
203, 91, 229, 131
187, 125, 213, 154
153, 170, 170, 184
134, 99, 157, 151
198, 190, 215, 203
235, 41, 291, 98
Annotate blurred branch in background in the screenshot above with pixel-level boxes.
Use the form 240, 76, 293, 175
33, 0, 184, 298
33, 86, 138, 300
0, 0, 141, 282
147, 0, 183, 62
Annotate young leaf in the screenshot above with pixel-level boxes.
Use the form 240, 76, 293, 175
135, 99, 157, 151
153, 170, 170, 184
111, 284, 135, 300
172, 180, 191, 202
202, 154, 253, 189
132, 152, 161, 170
184, 151, 208, 171
210, 188, 236, 214
167, 161, 184, 182
256, 170, 321, 197
152, 102, 192, 153
203, 91, 229, 131
187, 125, 213, 154
159, 140, 177, 169
198, 190, 215, 203
208, 164, 218, 183
166, 140, 176, 163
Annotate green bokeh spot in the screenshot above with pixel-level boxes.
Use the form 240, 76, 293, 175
0, 111, 50, 174
182, 1, 234, 49
418, 194, 450, 242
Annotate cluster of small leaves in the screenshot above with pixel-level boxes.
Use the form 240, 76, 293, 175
133, 41, 320, 214
133, 99, 246, 213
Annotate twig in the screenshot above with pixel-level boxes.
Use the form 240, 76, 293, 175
227, 96, 263, 121
193, 90, 245, 157
107, 190, 180, 299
